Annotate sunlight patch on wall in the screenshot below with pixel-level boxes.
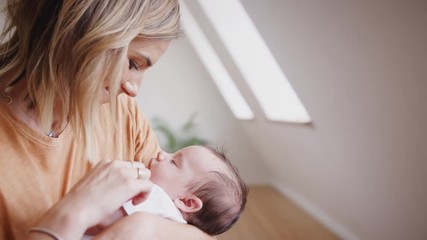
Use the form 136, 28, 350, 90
197, 0, 311, 123
180, 2, 254, 120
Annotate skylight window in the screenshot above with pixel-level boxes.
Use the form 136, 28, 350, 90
197, 0, 311, 123
180, 2, 254, 120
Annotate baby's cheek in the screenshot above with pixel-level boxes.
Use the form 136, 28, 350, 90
149, 172, 161, 183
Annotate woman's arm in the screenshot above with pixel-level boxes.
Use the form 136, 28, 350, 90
27, 160, 152, 240
94, 212, 217, 240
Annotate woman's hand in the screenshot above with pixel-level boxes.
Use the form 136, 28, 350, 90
68, 160, 152, 225
93, 212, 217, 240
30, 160, 152, 240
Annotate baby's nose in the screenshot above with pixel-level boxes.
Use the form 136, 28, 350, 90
157, 151, 171, 161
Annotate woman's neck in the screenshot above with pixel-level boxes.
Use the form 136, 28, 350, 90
1, 82, 68, 138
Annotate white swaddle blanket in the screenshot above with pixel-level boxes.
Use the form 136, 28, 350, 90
82, 184, 186, 239
123, 184, 186, 223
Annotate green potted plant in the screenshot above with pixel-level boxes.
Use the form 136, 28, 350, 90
151, 112, 209, 152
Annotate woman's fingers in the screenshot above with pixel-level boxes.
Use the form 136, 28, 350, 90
124, 161, 152, 205
65, 160, 153, 227
126, 161, 151, 180
99, 160, 152, 197
136, 166, 151, 180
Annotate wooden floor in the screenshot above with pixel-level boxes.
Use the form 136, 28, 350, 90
217, 185, 340, 240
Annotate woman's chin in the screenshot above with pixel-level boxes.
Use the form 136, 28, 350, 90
101, 88, 111, 104
100, 96, 110, 104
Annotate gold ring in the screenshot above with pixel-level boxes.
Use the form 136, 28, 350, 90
137, 168, 144, 179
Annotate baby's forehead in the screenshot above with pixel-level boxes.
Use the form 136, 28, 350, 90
180, 146, 230, 171
203, 155, 234, 178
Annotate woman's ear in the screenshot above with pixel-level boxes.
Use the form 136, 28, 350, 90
174, 195, 203, 213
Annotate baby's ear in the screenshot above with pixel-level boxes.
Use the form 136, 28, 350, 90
174, 195, 203, 213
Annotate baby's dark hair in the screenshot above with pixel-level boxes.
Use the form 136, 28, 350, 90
186, 145, 249, 235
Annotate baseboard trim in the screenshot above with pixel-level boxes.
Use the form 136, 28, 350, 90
272, 182, 360, 240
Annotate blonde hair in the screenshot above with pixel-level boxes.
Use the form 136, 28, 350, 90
0, 0, 181, 160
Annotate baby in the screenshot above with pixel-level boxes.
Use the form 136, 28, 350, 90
85, 145, 248, 237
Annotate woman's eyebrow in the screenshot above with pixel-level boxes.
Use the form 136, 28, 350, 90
134, 52, 153, 67
137, 53, 152, 67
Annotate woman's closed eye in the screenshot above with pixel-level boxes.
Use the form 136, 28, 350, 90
129, 59, 140, 70
171, 159, 177, 166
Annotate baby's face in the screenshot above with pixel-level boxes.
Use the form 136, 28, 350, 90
148, 146, 225, 200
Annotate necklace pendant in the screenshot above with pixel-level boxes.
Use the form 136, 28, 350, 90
47, 131, 55, 138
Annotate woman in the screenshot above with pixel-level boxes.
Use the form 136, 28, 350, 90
0, 0, 215, 239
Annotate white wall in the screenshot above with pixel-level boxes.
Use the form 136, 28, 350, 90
236, 0, 426, 240
143, 1, 427, 240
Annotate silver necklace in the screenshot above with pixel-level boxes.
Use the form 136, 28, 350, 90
2, 92, 67, 138
47, 131, 55, 138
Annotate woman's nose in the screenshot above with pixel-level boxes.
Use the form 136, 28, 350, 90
121, 81, 140, 97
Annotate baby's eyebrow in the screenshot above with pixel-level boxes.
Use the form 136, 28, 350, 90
175, 151, 183, 160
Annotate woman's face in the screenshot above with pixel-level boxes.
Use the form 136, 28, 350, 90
101, 38, 171, 103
